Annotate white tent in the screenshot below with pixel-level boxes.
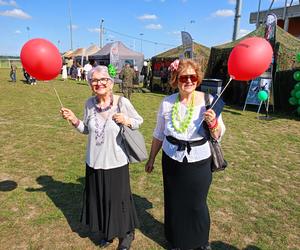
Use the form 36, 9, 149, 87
90, 41, 144, 72
84, 44, 100, 59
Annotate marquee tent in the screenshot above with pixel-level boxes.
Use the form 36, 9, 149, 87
84, 44, 100, 58
70, 48, 85, 57
151, 41, 211, 77
90, 41, 144, 72
62, 50, 73, 58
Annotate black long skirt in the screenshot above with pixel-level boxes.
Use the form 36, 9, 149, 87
80, 164, 139, 241
162, 151, 212, 249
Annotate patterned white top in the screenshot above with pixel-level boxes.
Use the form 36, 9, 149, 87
76, 96, 143, 169
153, 92, 225, 163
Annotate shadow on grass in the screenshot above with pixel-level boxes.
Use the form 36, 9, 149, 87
0, 180, 18, 191
223, 108, 243, 116
211, 241, 262, 250
75, 81, 89, 86
26, 175, 104, 246
133, 194, 168, 249
26, 176, 168, 248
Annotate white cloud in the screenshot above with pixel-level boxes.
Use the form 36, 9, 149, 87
168, 31, 181, 36
0, 0, 18, 7
88, 28, 100, 33
145, 24, 162, 30
212, 9, 234, 17
67, 24, 78, 30
14, 30, 21, 34
137, 14, 157, 20
238, 29, 251, 38
228, 0, 236, 4
0, 9, 31, 19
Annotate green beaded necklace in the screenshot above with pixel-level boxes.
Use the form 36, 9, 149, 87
171, 92, 195, 133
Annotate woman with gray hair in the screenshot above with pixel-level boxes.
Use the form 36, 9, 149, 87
61, 65, 143, 249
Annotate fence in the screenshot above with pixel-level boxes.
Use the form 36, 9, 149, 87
0, 58, 22, 68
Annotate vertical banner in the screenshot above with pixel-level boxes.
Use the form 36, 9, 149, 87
243, 13, 277, 111
110, 42, 120, 70
181, 31, 193, 59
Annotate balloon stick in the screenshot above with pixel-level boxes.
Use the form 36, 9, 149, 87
199, 77, 233, 127
53, 87, 70, 124
210, 77, 233, 111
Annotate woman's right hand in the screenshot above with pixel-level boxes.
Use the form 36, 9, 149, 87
145, 159, 155, 173
60, 108, 78, 125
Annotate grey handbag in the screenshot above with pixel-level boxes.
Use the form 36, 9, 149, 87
204, 93, 228, 172
207, 138, 227, 172
117, 97, 148, 163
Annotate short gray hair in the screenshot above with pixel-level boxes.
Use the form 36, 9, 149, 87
88, 65, 113, 86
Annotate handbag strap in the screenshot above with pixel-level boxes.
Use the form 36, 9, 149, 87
117, 96, 123, 113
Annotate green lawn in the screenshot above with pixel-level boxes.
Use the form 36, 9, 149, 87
0, 69, 299, 250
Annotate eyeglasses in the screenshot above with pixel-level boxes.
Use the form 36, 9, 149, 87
91, 78, 110, 85
178, 75, 198, 83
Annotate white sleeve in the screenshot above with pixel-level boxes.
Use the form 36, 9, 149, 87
209, 94, 226, 141
120, 97, 143, 129
153, 101, 165, 141
75, 102, 89, 134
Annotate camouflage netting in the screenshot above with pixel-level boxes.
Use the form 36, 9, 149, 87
152, 42, 211, 73
206, 25, 300, 76
205, 25, 300, 112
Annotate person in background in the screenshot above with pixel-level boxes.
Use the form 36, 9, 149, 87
160, 64, 169, 93
70, 61, 77, 80
67, 57, 73, 76
133, 65, 139, 85
141, 61, 149, 88
77, 63, 82, 81
119, 63, 135, 100
83, 61, 92, 81
60, 65, 142, 250
62, 63, 68, 81
10, 63, 17, 82
145, 59, 226, 250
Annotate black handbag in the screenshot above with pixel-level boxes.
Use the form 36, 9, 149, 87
117, 97, 148, 163
204, 93, 228, 172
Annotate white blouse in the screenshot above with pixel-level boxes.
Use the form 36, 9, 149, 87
153, 92, 225, 163
75, 96, 143, 169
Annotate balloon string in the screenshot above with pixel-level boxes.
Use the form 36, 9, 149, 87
199, 77, 233, 127
54, 87, 70, 125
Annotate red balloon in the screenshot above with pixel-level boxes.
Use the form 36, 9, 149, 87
228, 37, 273, 81
20, 38, 62, 80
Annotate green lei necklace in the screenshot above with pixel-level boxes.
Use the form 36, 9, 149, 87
171, 92, 195, 133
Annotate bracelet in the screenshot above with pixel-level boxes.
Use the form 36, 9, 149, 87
210, 124, 219, 133
72, 119, 80, 128
208, 119, 218, 129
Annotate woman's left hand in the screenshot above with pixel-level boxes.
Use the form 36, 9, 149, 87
112, 113, 127, 125
204, 109, 216, 127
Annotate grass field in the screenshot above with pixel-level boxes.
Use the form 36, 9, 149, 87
0, 69, 299, 250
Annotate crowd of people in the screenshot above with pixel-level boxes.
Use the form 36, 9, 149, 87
60, 58, 226, 250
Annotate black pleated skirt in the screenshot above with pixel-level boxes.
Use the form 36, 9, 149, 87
80, 164, 139, 241
162, 151, 212, 250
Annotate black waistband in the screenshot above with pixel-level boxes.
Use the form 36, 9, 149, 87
166, 136, 207, 154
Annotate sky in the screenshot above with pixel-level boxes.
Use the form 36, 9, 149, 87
0, 0, 292, 58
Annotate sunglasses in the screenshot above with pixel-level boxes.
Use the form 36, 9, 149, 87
178, 74, 198, 83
